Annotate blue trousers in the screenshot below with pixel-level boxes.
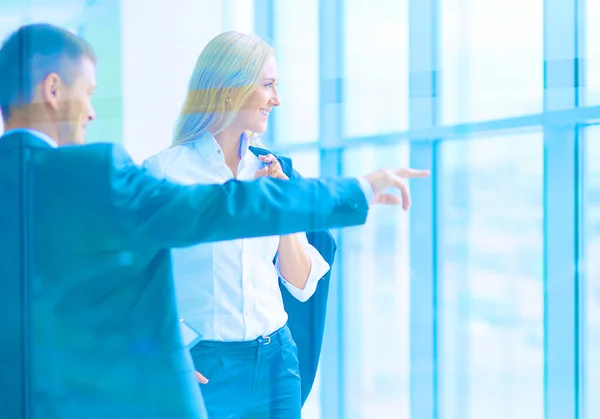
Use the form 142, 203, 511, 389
190, 325, 301, 419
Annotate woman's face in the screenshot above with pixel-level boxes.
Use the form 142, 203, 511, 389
232, 54, 281, 134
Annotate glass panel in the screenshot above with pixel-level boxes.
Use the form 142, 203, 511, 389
584, 126, 600, 418
301, 368, 321, 419
438, 133, 544, 419
282, 148, 320, 178
272, 0, 319, 145
441, 0, 543, 123
343, 0, 408, 137
586, 0, 600, 104
341, 142, 411, 418
79, 2, 121, 146
222, 0, 254, 33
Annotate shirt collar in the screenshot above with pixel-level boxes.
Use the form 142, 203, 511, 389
193, 132, 250, 161
3, 128, 58, 148
239, 132, 250, 157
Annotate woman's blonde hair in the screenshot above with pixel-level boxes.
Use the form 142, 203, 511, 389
172, 31, 274, 146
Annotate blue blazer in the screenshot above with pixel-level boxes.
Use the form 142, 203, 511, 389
250, 146, 336, 406
0, 132, 369, 419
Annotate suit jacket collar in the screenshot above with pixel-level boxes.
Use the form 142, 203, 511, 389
1, 129, 56, 150
3, 128, 58, 148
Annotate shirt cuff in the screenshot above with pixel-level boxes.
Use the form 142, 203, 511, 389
357, 176, 374, 205
277, 244, 331, 302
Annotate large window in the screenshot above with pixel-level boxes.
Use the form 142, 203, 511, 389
341, 143, 411, 418
438, 133, 544, 419
272, 0, 319, 145
587, 0, 600, 105
222, 0, 254, 32
440, 0, 543, 124
283, 148, 320, 177
585, 126, 600, 418
343, 0, 408, 137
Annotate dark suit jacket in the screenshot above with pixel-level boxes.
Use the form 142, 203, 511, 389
249, 146, 336, 406
0, 132, 369, 419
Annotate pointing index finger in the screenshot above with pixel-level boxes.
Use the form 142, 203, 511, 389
394, 168, 431, 178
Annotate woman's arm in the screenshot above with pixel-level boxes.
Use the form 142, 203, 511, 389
253, 152, 330, 300
276, 233, 330, 302
277, 234, 312, 289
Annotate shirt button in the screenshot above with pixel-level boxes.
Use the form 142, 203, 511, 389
217, 150, 221, 154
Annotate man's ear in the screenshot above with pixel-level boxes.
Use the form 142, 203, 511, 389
40, 73, 61, 111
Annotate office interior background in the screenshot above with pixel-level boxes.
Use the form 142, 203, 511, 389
1, 0, 600, 418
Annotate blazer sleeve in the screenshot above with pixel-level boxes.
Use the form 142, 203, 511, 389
107, 144, 369, 249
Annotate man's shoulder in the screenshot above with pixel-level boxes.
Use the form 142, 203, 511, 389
58, 142, 123, 156
44, 142, 131, 167
0, 133, 124, 167
10, 141, 136, 187
0, 130, 51, 154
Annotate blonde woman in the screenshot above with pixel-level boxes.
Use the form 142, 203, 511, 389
143, 32, 332, 419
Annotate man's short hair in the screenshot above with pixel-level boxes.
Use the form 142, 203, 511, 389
0, 23, 96, 122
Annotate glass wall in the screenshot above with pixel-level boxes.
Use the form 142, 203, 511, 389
272, 0, 320, 145
587, 1, 600, 105
440, 0, 543, 123
342, 143, 411, 418
343, 0, 408, 137
438, 134, 544, 419
585, 125, 600, 419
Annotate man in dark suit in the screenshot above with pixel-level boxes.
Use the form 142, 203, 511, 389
0, 24, 429, 419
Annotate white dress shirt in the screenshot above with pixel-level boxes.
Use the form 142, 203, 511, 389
143, 134, 331, 341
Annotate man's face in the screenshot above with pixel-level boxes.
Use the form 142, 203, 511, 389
53, 57, 97, 145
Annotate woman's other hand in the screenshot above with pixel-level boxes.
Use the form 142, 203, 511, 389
254, 154, 289, 180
